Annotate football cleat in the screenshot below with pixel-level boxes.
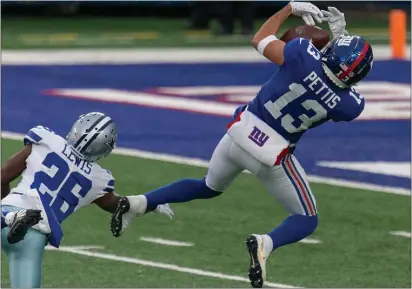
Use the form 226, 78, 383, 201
110, 197, 130, 237
246, 234, 268, 288
7, 209, 43, 244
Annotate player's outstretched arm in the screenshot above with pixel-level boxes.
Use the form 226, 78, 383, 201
94, 191, 123, 213
95, 193, 174, 237
251, 2, 322, 65
250, 4, 291, 65
1, 145, 32, 199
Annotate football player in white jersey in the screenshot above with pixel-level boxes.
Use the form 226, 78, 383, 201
1, 112, 173, 288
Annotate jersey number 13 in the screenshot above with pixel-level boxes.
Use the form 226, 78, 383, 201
264, 83, 327, 133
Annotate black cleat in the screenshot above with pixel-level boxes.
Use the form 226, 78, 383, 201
7, 209, 43, 244
110, 197, 130, 237
246, 235, 266, 288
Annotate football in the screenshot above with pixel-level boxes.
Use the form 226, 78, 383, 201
280, 25, 330, 50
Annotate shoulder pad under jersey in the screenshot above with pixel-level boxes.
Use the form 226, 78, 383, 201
96, 167, 115, 194
24, 125, 57, 145
283, 38, 314, 66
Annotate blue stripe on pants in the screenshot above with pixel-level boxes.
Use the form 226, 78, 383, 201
1, 206, 47, 288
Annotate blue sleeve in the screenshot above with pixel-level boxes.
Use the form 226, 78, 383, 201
344, 98, 365, 122
283, 38, 310, 67
24, 126, 54, 145
332, 90, 365, 122
232, 104, 247, 119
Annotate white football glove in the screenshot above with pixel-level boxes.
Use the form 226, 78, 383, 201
155, 203, 174, 219
321, 7, 348, 38
119, 204, 174, 235
289, 1, 323, 26
121, 204, 174, 230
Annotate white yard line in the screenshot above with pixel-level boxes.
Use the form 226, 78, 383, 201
317, 161, 411, 179
45, 245, 299, 288
2, 131, 409, 196
2, 45, 409, 65
46, 245, 104, 250
140, 237, 195, 247
304, 175, 410, 196
298, 238, 322, 244
389, 231, 411, 238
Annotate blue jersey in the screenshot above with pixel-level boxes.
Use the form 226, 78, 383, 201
247, 38, 365, 144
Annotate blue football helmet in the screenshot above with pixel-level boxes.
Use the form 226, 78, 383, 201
321, 35, 373, 88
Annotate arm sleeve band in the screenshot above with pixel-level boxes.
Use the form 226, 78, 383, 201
257, 35, 279, 55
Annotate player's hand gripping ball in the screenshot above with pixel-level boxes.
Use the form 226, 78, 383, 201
280, 25, 330, 50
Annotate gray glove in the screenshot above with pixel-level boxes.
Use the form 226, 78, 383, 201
321, 7, 348, 38
290, 1, 323, 26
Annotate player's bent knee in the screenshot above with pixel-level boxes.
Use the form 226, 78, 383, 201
201, 178, 223, 198
204, 176, 225, 195
300, 214, 318, 236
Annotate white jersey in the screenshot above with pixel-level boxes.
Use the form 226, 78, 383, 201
2, 125, 114, 247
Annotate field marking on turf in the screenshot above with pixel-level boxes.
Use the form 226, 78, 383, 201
298, 238, 322, 244
46, 245, 104, 250
389, 231, 411, 238
301, 175, 409, 196
140, 237, 195, 247
318, 161, 411, 178
2, 45, 409, 65
45, 245, 299, 288
46, 86, 410, 121
2, 131, 409, 196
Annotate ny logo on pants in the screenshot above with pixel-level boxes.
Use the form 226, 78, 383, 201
248, 126, 269, 147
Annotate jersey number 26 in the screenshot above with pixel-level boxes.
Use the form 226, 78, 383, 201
30, 152, 92, 222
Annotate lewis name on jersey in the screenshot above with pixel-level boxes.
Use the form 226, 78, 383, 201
2, 125, 115, 247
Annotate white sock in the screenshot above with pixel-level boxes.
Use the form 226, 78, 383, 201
4, 212, 16, 226
127, 195, 147, 215
262, 234, 274, 258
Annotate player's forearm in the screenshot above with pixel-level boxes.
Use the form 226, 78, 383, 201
1, 166, 16, 199
1, 145, 31, 195
1, 183, 10, 199
251, 4, 292, 47
97, 194, 122, 213
1, 163, 11, 199
101, 200, 120, 213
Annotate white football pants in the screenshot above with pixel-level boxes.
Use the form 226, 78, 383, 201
205, 133, 317, 216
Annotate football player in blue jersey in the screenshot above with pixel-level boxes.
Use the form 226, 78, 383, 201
110, 2, 373, 288
1, 112, 173, 288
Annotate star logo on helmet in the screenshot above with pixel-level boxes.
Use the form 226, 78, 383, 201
105, 137, 116, 149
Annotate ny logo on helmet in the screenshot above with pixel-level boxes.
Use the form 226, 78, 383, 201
337, 36, 355, 47
248, 126, 269, 147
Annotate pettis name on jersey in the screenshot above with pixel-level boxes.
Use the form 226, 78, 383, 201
303, 71, 341, 109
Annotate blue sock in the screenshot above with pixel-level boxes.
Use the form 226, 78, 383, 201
145, 178, 221, 211
269, 214, 318, 250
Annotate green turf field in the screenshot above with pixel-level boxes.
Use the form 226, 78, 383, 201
2, 16, 410, 49
1, 138, 411, 288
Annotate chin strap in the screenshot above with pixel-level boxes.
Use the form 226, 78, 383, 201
321, 62, 348, 89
